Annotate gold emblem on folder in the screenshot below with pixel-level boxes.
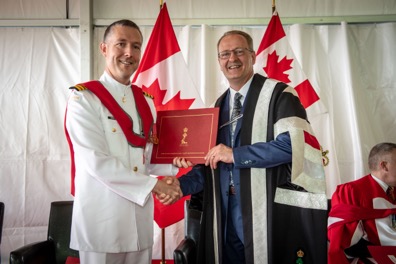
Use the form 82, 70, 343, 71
180, 127, 188, 146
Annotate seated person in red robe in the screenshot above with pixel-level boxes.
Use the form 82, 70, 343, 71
328, 142, 396, 264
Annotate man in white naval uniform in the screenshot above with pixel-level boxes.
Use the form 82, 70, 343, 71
65, 19, 182, 264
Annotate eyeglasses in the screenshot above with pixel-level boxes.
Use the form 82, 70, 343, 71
218, 48, 254, 60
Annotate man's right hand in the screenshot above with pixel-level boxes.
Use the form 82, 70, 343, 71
152, 177, 182, 205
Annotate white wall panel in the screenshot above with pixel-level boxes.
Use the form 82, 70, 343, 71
0, 0, 68, 19
1, 0, 395, 23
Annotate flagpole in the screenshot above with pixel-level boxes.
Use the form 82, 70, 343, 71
157, 1, 166, 261
160, 8, 165, 264
158, 0, 165, 257
161, 228, 166, 264
158, 4, 165, 264
272, 0, 276, 14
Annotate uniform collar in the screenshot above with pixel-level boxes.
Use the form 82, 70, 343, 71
100, 71, 131, 93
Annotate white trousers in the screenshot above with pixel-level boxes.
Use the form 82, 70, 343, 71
78, 248, 152, 264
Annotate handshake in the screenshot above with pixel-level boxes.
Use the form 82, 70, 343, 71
152, 176, 183, 205
152, 157, 194, 205
151, 143, 233, 205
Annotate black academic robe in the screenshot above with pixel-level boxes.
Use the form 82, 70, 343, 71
194, 73, 328, 264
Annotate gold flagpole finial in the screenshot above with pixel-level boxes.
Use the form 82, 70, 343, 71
272, 0, 276, 14
160, 0, 163, 9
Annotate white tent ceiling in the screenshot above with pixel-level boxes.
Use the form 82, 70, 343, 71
1, 0, 396, 26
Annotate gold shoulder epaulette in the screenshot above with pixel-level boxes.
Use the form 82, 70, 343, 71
143, 91, 154, 99
70, 84, 88, 91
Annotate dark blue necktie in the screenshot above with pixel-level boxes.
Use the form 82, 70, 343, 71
230, 92, 242, 147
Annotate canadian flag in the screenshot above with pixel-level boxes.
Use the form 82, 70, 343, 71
132, 2, 205, 259
132, 4, 203, 111
255, 10, 340, 196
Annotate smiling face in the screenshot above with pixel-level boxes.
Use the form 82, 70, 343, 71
100, 24, 142, 85
217, 33, 256, 90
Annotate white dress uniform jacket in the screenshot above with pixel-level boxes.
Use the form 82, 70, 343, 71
65, 72, 176, 253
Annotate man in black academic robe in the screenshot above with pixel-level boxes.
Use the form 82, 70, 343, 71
173, 30, 328, 264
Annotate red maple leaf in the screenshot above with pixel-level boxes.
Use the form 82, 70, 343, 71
263, 51, 293, 83
142, 79, 195, 111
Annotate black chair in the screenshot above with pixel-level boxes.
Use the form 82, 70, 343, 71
173, 198, 203, 264
10, 201, 79, 264
0, 202, 4, 264
0, 202, 4, 246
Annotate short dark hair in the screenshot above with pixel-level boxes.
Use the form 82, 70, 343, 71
217, 30, 254, 52
103, 19, 143, 42
368, 142, 396, 171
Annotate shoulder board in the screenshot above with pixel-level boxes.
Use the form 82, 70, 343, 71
143, 91, 154, 99
69, 84, 88, 91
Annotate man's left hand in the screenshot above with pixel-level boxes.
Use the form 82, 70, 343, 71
204, 143, 233, 169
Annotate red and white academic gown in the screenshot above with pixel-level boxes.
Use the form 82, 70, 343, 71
65, 72, 176, 253
328, 174, 396, 264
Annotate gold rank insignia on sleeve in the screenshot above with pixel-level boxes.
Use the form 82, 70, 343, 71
142, 91, 154, 99
70, 84, 88, 91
